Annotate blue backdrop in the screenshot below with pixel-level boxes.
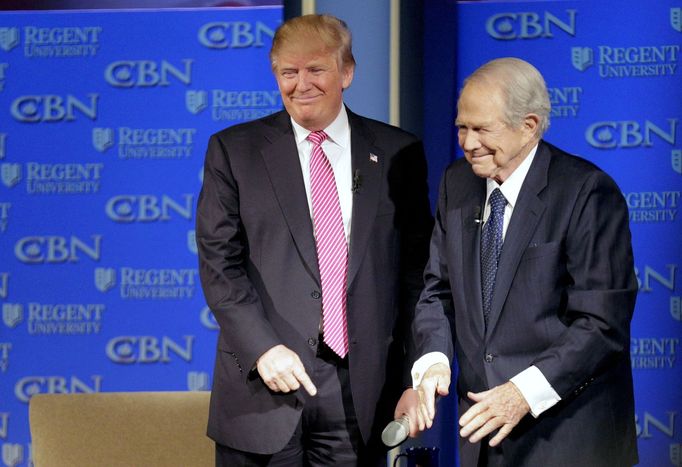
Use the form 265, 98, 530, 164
0, 7, 282, 466
1, 2, 680, 467
420, 1, 682, 466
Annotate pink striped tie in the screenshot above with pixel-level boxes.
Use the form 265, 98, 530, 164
308, 130, 349, 358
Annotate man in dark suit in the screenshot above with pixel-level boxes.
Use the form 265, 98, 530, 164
396, 57, 638, 466
196, 14, 433, 466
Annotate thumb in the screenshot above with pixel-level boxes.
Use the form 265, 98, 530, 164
467, 389, 489, 402
436, 375, 451, 396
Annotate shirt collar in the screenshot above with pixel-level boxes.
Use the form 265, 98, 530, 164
486, 143, 539, 209
290, 104, 350, 149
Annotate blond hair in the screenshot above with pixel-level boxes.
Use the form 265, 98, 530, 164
270, 14, 355, 71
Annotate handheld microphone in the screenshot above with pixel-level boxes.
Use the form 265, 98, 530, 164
381, 415, 410, 447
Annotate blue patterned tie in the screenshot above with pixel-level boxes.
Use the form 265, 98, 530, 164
481, 188, 507, 328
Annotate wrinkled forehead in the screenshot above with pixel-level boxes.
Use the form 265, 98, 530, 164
458, 79, 505, 110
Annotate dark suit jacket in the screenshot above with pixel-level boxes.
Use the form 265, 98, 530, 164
196, 107, 433, 454
412, 141, 638, 466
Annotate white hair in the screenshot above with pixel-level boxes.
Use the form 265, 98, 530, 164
463, 57, 551, 137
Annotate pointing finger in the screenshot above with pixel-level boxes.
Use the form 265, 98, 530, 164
294, 367, 317, 396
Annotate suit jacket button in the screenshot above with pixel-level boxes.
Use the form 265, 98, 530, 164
311, 291, 321, 299
308, 337, 317, 346
485, 353, 494, 363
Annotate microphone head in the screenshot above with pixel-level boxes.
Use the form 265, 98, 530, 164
381, 416, 410, 447
352, 170, 362, 193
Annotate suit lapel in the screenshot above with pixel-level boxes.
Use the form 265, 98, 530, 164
461, 185, 486, 336
485, 142, 550, 337
259, 109, 386, 288
346, 110, 382, 287
260, 112, 320, 284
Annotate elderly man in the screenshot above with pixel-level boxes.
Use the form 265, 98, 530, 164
397, 57, 638, 466
196, 14, 433, 466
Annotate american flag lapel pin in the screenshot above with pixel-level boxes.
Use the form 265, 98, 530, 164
369, 153, 378, 163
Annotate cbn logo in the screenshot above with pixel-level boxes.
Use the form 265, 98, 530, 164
15, 235, 102, 263
14, 375, 103, 403
94, 267, 116, 292
186, 90, 208, 114
105, 194, 194, 222
11, 93, 98, 122
635, 412, 676, 439
106, 335, 195, 363
92, 127, 114, 152
198, 21, 275, 49
586, 119, 678, 149
636, 264, 677, 293
2, 303, 22, 328
571, 47, 593, 71
1, 163, 21, 188
486, 9, 576, 40
104, 59, 193, 88
0, 28, 19, 52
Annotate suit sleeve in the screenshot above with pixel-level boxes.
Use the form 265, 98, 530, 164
409, 172, 455, 365
531, 170, 637, 397
196, 134, 281, 379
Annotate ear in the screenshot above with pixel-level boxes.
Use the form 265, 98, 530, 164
342, 64, 355, 90
522, 113, 540, 139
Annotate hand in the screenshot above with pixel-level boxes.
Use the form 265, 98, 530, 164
458, 381, 530, 447
394, 388, 421, 437
256, 345, 317, 396
416, 363, 451, 430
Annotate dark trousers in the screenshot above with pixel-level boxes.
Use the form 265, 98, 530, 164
476, 440, 504, 467
216, 342, 385, 466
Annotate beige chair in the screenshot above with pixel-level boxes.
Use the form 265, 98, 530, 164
29, 391, 213, 467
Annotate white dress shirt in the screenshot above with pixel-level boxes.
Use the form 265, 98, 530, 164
412, 144, 562, 418
290, 105, 353, 243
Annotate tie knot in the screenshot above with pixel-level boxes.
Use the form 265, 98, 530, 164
489, 188, 507, 213
307, 130, 327, 146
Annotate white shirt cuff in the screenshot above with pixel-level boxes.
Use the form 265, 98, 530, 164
510, 366, 561, 418
411, 352, 450, 388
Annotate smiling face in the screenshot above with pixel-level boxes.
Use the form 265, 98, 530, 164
273, 43, 354, 131
456, 80, 539, 183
